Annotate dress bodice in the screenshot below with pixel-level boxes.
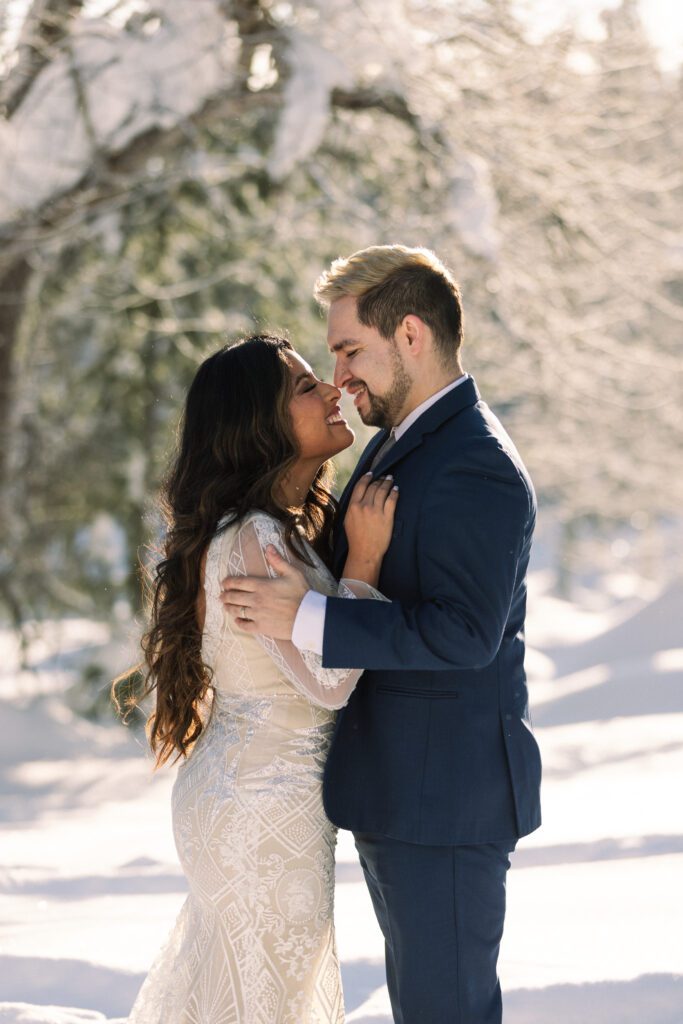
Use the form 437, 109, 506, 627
200, 510, 387, 713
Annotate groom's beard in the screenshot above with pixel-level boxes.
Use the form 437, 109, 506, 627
357, 347, 411, 430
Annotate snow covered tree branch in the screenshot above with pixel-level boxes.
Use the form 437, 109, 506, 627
0, 0, 681, 627
0, 0, 85, 117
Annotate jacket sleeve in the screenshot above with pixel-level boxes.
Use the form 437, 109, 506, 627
322, 446, 534, 672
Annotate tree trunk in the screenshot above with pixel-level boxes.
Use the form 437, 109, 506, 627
0, 257, 32, 641
0, 257, 31, 500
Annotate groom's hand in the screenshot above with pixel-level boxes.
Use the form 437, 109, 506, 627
219, 546, 308, 640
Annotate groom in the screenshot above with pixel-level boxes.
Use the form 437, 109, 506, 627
222, 245, 541, 1023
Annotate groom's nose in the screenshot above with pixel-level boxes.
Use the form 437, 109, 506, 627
333, 357, 351, 390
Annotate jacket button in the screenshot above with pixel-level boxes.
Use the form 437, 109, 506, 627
505, 714, 512, 721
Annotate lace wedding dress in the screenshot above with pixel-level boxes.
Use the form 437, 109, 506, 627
127, 511, 386, 1024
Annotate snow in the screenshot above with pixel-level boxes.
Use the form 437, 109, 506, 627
0, 0, 239, 227
0, 568, 681, 1022
446, 152, 501, 262
267, 30, 353, 182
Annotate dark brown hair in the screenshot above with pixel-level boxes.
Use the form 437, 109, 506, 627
118, 335, 337, 768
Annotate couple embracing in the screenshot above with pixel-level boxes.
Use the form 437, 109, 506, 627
127, 244, 542, 1024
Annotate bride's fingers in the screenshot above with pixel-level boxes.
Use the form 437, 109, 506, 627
370, 476, 394, 505
350, 472, 374, 504
383, 483, 399, 512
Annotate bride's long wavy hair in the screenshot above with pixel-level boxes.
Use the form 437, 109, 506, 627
119, 335, 337, 768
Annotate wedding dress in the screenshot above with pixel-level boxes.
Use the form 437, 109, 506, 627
127, 511, 386, 1024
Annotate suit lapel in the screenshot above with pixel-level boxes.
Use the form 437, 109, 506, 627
337, 429, 387, 523
372, 376, 481, 476
332, 430, 387, 575
332, 378, 481, 575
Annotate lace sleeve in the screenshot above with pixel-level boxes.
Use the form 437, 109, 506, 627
228, 514, 388, 710
338, 578, 386, 600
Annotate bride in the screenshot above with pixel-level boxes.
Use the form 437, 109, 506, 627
124, 334, 397, 1024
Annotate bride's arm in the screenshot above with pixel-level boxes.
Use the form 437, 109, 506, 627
224, 513, 388, 710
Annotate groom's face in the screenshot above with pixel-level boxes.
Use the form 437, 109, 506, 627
327, 296, 411, 430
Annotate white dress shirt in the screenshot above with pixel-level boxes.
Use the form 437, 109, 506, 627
291, 375, 469, 655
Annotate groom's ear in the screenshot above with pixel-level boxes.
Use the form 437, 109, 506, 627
400, 314, 427, 355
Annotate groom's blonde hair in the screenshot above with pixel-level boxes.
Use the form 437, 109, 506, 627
314, 244, 464, 363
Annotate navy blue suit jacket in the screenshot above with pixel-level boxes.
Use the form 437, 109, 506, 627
321, 377, 542, 846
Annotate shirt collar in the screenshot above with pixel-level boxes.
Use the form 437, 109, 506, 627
393, 374, 470, 441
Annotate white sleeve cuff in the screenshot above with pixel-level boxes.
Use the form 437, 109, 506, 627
291, 590, 327, 656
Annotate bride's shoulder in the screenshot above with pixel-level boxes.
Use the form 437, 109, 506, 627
208, 511, 287, 576
235, 509, 287, 545
238, 508, 284, 528
215, 509, 281, 532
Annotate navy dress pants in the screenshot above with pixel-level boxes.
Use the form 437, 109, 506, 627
354, 832, 515, 1024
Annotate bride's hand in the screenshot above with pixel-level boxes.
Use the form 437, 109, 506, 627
342, 473, 399, 584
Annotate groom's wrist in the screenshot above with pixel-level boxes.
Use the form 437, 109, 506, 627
291, 590, 326, 656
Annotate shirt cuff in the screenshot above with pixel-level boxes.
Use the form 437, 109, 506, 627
292, 590, 327, 656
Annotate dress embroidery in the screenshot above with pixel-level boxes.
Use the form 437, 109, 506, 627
127, 510, 387, 1024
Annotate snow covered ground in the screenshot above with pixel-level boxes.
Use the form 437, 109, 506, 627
0, 568, 681, 1023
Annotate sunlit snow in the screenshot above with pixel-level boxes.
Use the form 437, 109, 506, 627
0, 564, 681, 1022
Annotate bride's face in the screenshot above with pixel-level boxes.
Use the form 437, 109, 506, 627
285, 350, 355, 460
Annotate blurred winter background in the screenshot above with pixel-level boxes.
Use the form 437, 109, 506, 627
0, 0, 681, 1021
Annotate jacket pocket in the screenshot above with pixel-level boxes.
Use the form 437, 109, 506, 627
376, 685, 459, 699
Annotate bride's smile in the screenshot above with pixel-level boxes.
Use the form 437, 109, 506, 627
285, 350, 355, 462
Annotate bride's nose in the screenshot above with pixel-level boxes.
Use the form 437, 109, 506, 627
323, 382, 342, 401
